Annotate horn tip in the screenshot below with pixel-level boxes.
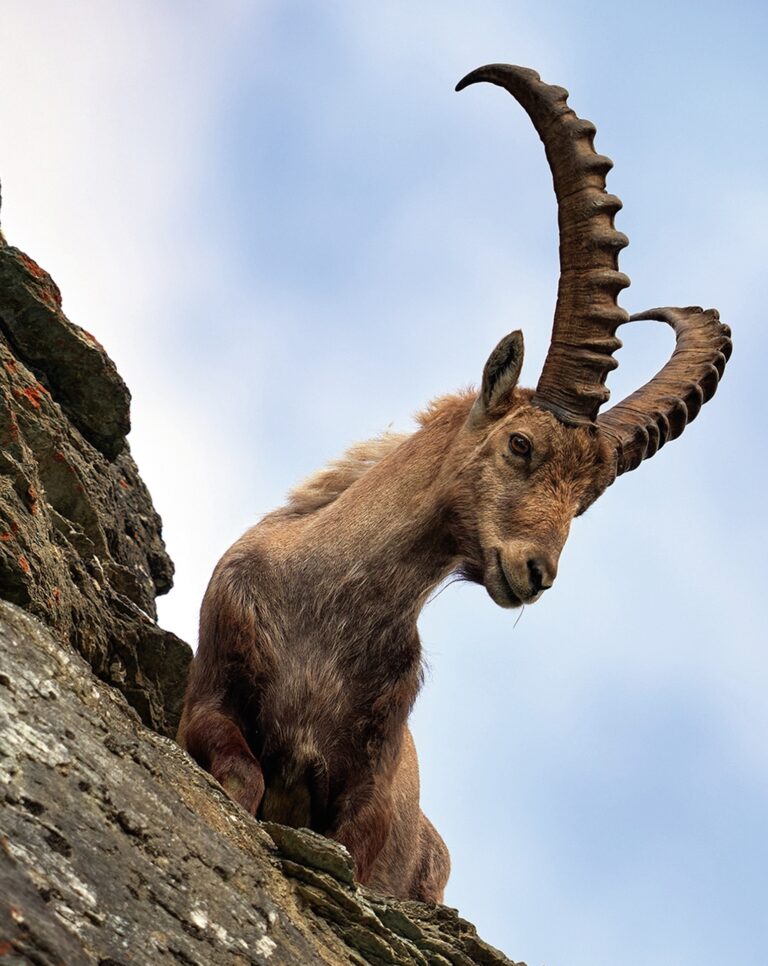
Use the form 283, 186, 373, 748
455, 63, 540, 93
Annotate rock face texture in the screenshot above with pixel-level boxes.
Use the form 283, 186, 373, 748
0, 223, 189, 738
0, 603, 517, 965
0, 209, 521, 964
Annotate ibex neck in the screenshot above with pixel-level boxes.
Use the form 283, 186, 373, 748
298, 400, 471, 624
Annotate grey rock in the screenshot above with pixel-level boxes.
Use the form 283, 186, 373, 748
0, 242, 130, 459
0, 224, 188, 737
0, 602, 521, 965
260, 822, 356, 885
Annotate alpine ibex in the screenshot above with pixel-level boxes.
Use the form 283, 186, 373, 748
178, 65, 731, 902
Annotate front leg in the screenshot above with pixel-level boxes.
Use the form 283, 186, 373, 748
410, 812, 450, 903
332, 789, 393, 884
178, 702, 265, 816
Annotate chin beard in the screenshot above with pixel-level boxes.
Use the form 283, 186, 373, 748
457, 560, 485, 585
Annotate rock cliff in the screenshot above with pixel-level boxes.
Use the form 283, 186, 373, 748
0, 197, 521, 965
0, 215, 188, 738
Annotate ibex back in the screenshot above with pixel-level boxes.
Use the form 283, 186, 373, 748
178, 65, 731, 903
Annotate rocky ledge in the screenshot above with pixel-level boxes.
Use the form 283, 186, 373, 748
0, 603, 517, 965
0, 199, 522, 964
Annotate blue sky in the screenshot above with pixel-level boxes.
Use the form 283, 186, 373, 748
2, 2, 766, 963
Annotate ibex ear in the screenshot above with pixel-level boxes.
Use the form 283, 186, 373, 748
470, 330, 525, 423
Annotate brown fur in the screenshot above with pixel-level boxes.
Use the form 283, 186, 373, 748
178, 339, 616, 903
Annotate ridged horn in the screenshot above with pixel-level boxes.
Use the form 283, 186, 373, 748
456, 63, 630, 424
597, 307, 732, 476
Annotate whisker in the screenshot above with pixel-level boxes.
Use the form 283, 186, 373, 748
426, 575, 464, 605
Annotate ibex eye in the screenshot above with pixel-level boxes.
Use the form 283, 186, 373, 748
508, 433, 531, 457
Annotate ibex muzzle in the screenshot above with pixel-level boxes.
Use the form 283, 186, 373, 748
178, 64, 731, 904
490, 544, 560, 607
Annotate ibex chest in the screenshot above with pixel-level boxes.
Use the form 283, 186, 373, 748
255, 612, 422, 765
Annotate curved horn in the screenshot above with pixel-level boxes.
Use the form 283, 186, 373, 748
456, 63, 630, 424
598, 306, 732, 475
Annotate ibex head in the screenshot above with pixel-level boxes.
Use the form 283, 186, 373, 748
442, 65, 731, 608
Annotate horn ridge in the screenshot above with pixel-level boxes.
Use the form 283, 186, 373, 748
597, 306, 732, 476
456, 63, 631, 424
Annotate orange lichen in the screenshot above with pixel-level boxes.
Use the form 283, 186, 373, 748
13, 384, 49, 411
40, 285, 62, 311
80, 328, 104, 350
17, 252, 46, 279
118, 479, 130, 490
18, 555, 30, 575
15, 253, 63, 308
0, 532, 12, 543
27, 486, 38, 514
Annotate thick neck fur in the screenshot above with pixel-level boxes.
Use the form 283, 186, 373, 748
271, 392, 475, 640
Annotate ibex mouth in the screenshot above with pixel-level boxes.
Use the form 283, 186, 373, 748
489, 550, 523, 609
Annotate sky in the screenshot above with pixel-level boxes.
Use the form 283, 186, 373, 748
1, 2, 766, 963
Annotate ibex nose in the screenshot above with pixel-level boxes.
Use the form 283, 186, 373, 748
527, 556, 557, 596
